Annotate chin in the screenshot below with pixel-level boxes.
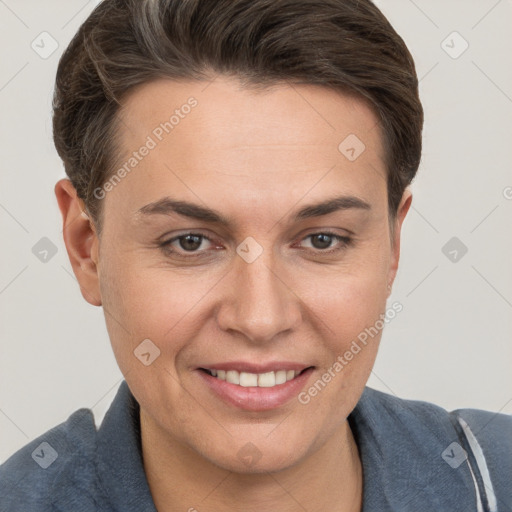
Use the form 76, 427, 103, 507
199, 435, 310, 475
212, 452, 300, 475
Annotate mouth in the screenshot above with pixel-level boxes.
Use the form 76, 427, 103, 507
198, 367, 312, 388
195, 364, 315, 411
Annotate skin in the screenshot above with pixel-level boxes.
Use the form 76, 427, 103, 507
55, 76, 411, 512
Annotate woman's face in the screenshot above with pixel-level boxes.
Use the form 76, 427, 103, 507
87, 76, 410, 473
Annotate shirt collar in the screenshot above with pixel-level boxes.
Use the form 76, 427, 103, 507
349, 387, 478, 511
95, 380, 157, 511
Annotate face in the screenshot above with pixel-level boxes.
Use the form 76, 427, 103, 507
59, 76, 410, 473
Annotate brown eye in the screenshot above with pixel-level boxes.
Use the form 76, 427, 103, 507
310, 233, 334, 250
178, 234, 204, 251
299, 232, 353, 254
159, 232, 214, 257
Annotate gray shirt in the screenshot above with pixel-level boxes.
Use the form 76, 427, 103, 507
1, 381, 510, 511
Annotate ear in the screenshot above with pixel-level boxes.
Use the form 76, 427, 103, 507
387, 188, 412, 294
54, 178, 102, 306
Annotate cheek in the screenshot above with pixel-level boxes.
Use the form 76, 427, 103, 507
296, 254, 389, 337
307, 275, 386, 380
98, 253, 219, 364
293, 272, 387, 430
291, 249, 389, 389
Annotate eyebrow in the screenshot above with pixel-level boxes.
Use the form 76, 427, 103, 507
136, 194, 371, 227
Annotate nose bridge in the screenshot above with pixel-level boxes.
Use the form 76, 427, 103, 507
218, 240, 301, 342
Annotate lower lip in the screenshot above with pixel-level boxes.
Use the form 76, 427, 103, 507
196, 368, 315, 411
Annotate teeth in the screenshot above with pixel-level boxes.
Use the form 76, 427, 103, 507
226, 370, 240, 385
207, 369, 302, 388
257, 371, 275, 387
275, 370, 287, 385
240, 372, 258, 387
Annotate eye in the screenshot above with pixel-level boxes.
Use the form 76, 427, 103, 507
159, 230, 353, 259
159, 232, 216, 257
298, 232, 353, 254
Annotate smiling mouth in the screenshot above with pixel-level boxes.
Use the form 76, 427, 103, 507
199, 367, 313, 388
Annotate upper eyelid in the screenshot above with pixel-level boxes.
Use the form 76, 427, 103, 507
161, 225, 353, 242
161, 231, 215, 245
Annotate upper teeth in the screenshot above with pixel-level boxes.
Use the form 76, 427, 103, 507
208, 369, 300, 387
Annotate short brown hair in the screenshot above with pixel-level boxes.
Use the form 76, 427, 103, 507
53, 0, 423, 234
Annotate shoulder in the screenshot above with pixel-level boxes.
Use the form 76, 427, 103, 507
451, 405, 512, 510
358, 386, 512, 457
360, 386, 512, 429
0, 407, 102, 512
354, 387, 512, 509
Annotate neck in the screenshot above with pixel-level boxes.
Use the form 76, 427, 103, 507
140, 411, 363, 512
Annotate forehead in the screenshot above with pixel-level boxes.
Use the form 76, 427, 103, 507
105, 76, 387, 226
119, 76, 382, 151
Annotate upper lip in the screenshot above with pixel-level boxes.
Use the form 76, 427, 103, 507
197, 361, 313, 373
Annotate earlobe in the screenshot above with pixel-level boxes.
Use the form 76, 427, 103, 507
387, 188, 413, 293
54, 178, 102, 307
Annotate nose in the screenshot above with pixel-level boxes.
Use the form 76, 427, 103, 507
216, 248, 302, 344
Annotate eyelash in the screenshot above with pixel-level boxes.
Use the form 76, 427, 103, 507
158, 231, 353, 259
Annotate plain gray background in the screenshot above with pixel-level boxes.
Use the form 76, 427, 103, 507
1, 0, 511, 463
